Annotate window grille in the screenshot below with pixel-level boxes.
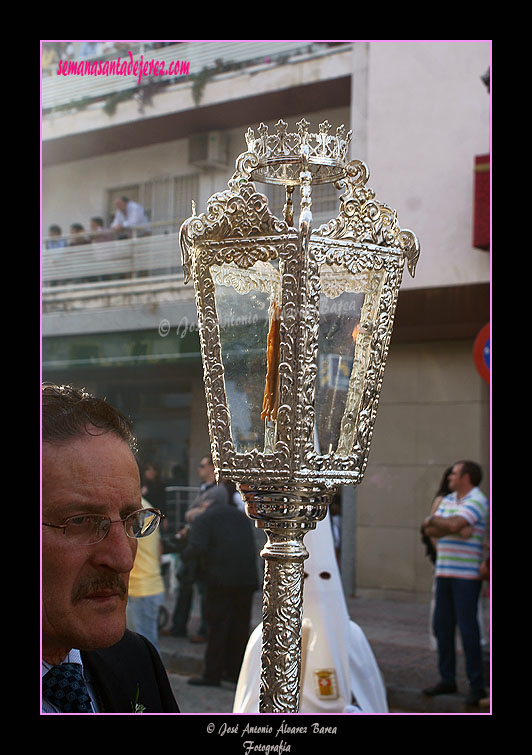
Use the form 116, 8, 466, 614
107, 174, 199, 234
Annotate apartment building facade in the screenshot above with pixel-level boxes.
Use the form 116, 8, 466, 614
41, 40, 491, 599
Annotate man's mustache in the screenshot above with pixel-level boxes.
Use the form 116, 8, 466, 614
72, 574, 127, 603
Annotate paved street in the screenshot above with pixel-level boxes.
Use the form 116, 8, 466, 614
159, 587, 491, 715
168, 673, 237, 714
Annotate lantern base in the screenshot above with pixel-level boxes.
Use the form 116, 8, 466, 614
242, 484, 332, 534
240, 484, 333, 713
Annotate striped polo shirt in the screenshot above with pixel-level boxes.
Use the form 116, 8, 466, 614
434, 487, 489, 579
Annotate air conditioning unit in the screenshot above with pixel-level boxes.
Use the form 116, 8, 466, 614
188, 132, 230, 170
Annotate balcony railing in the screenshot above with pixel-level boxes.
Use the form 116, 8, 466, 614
42, 41, 343, 113
42, 202, 341, 300
42, 220, 183, 290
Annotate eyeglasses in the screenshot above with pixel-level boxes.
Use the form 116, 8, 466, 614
42, 507, 164, 545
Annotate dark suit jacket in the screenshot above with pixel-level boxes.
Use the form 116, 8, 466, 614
181, 498, 258, 588
82, 630, 179, 713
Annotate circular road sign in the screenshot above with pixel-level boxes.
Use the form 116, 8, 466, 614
473, 322, 490, 384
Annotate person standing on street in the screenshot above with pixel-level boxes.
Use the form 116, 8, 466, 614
422, 460, 489, 706
182, 486, 259, 687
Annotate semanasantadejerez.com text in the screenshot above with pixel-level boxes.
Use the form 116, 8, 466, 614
56, 51, 190, 86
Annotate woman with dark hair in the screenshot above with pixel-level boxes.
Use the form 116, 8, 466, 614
421, 467, 453, 565
421, 466, 453, 652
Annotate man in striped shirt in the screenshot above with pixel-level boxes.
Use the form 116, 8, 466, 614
422, 461, 489, 706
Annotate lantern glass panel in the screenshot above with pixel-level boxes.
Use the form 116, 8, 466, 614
212, 260, 279, 454
315, 263, 386, 457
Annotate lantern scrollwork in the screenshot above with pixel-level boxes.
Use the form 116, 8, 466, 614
179, 119, 420, 713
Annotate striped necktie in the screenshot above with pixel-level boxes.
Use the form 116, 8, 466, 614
43, 662, 92, 713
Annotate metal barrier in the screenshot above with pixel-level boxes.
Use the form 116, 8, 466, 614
163, 485, 200, 534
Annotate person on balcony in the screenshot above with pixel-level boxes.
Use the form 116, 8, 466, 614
69, 223, 89, 246
111, 196, 151, 239
90, 217, 115, 243
46, 225, 67, 250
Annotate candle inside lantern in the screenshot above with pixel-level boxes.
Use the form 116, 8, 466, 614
261, 301, 282, 422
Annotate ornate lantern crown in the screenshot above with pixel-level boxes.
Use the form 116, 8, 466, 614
244, 118, 352, 185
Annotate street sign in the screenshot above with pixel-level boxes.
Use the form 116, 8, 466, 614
473, 322, 490, 384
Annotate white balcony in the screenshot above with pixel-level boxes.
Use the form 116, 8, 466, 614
42, 41, 346, 113
43, 222, 180, 278
42, 222, 184, 311
42, 197, 338, 319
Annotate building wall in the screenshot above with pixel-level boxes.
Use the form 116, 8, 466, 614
353, 338, 489, 599
42, 136, 196, 233
346, 41, 491, 598
42, 105, 350, 235
351, 40, 490, 292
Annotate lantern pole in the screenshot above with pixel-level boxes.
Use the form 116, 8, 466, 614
243, 488, 331, 713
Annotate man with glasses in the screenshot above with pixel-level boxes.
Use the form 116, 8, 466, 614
42, 384, 179, 713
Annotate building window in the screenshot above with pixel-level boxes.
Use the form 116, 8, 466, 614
107, 174, 199, 235
174, 174, 199, 226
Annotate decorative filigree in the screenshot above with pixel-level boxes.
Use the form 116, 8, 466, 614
178, 120, 421, 714
245, 487, 329, 713
179, 176, 413, 487
180, 181, 295, 283
315, 160, 420, 278
319, 263, 381, 299
194, 183, 292, 240
260, 554, 305, 713
211, 260, 281, 299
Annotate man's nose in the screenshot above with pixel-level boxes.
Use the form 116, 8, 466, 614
91, 521, 137, 572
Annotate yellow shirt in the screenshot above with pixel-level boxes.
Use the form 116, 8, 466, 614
128, 499, 165, 597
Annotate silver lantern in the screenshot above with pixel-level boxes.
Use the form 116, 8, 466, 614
179, 119, 420, 713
